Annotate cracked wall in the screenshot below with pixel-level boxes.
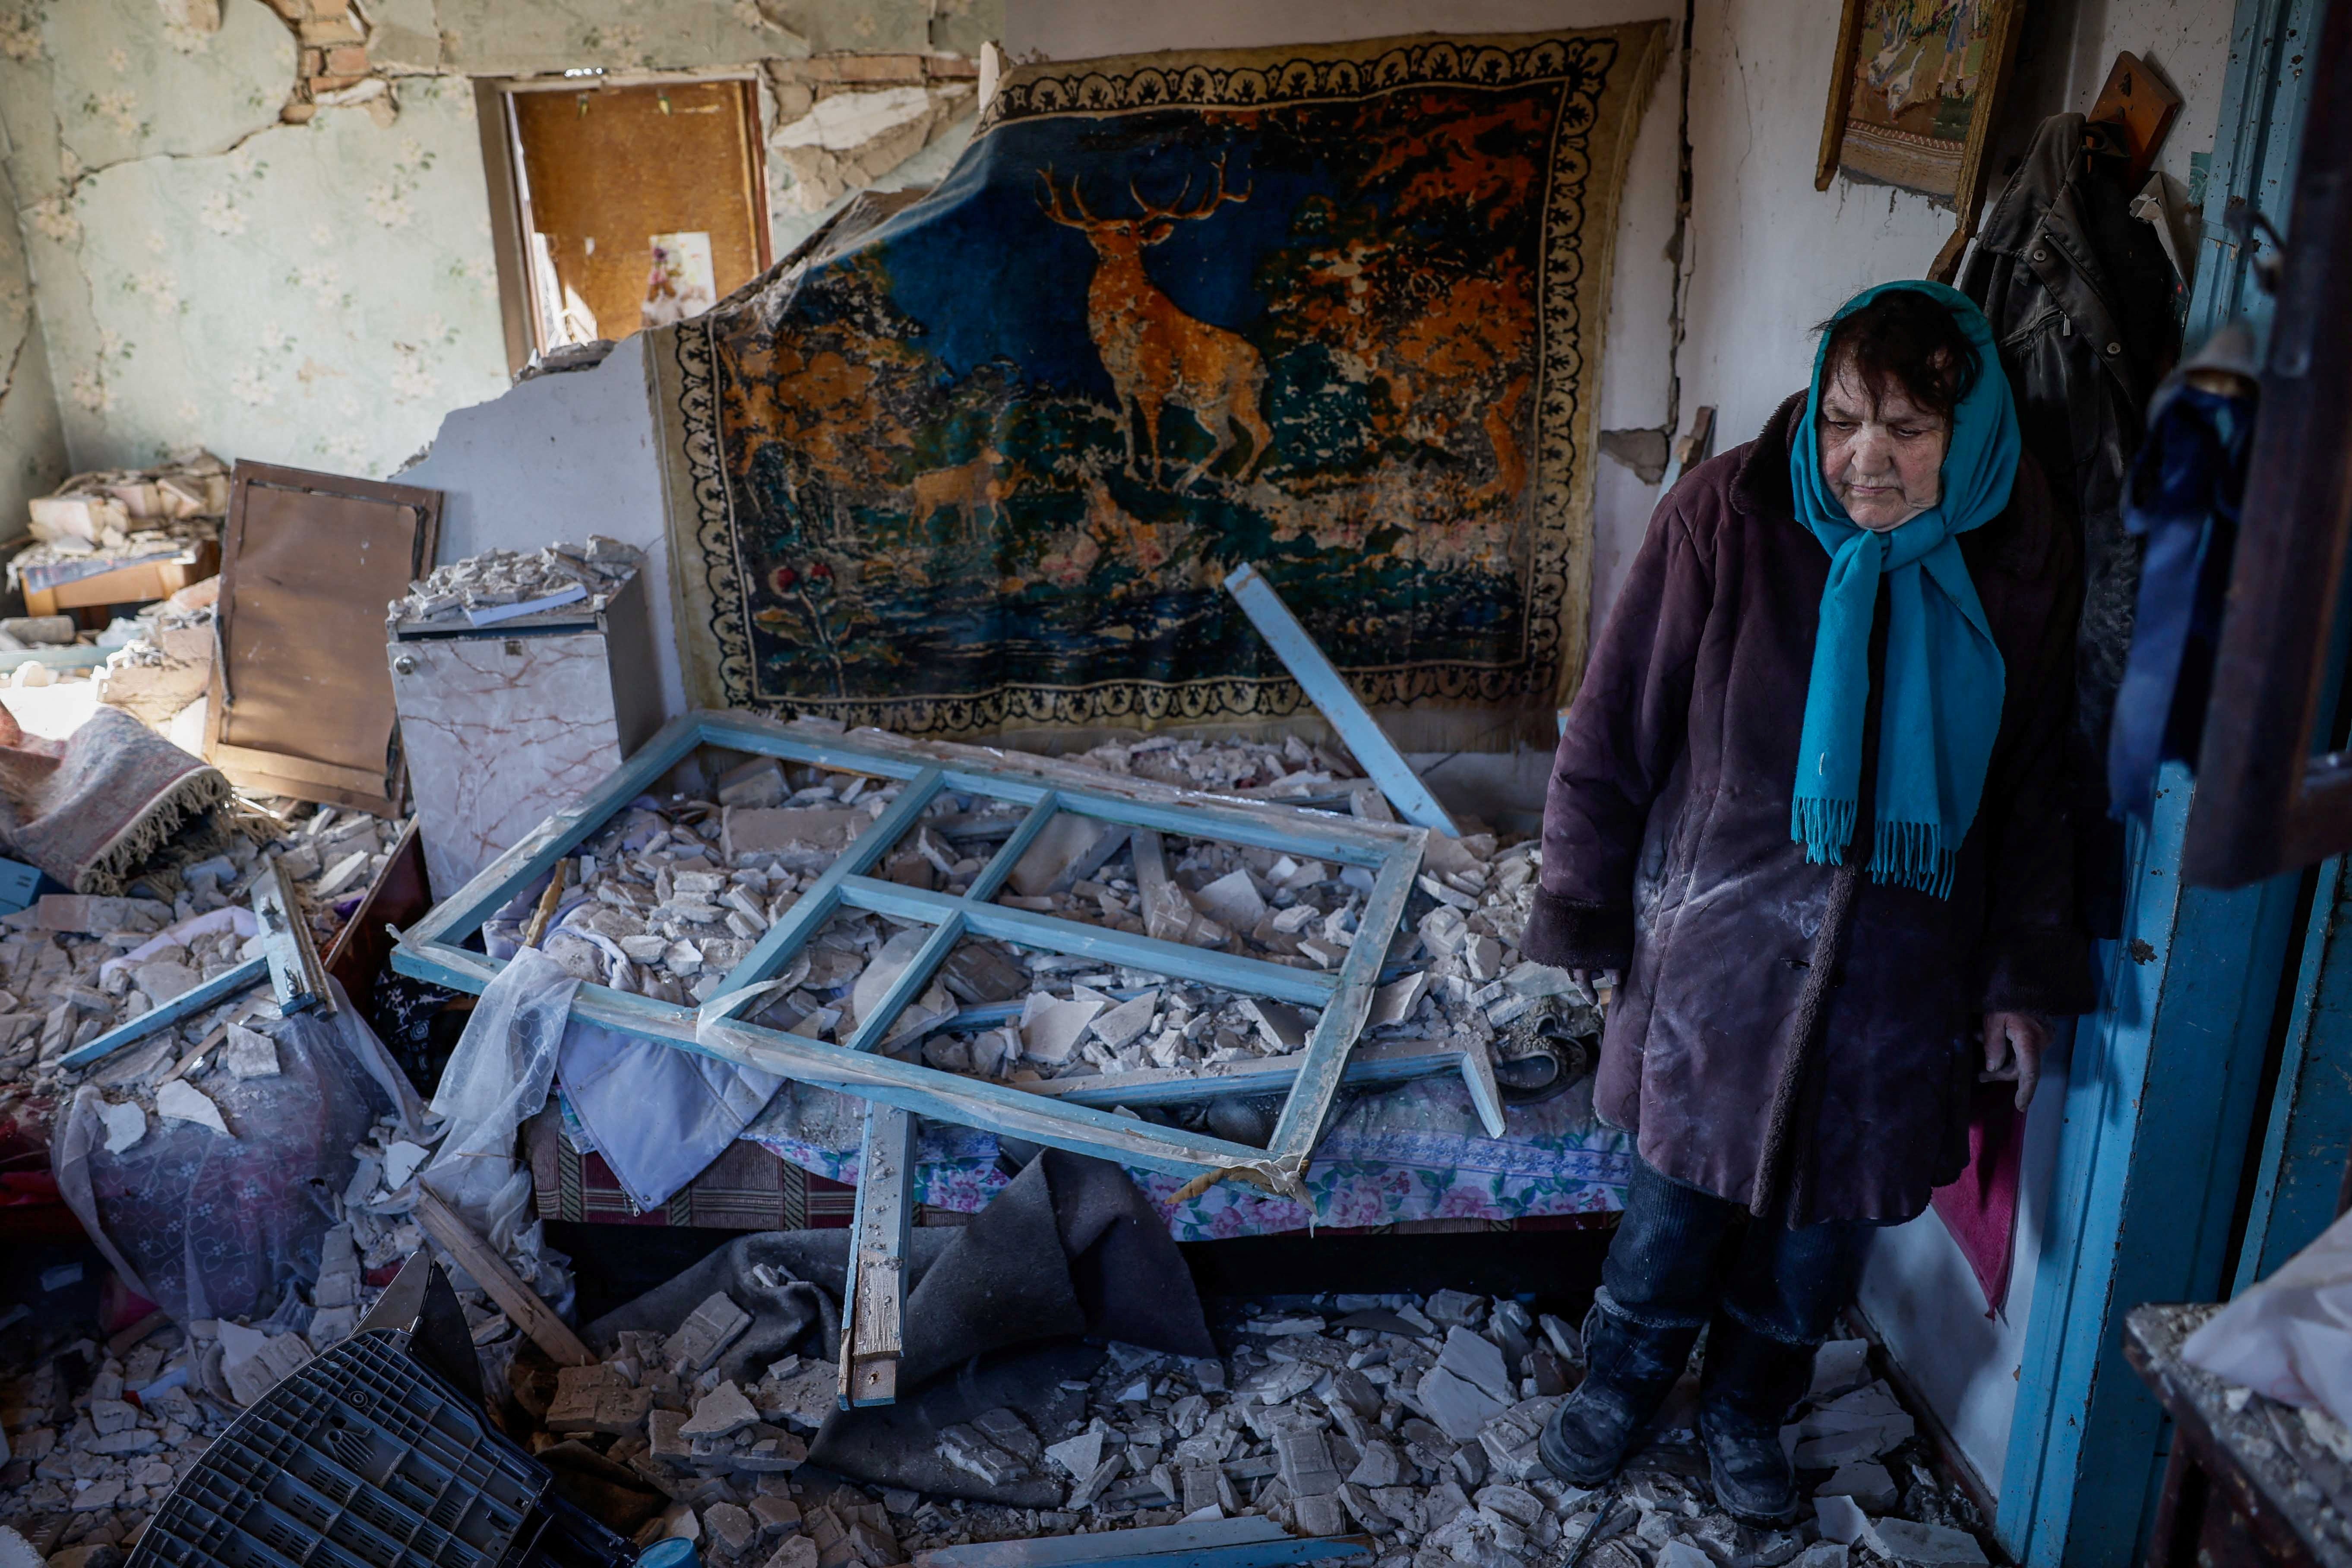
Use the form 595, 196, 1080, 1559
0, 151, 70, 541
0, 0, 997, 480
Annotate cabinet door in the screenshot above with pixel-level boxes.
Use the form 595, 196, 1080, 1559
391, 631, 625, 898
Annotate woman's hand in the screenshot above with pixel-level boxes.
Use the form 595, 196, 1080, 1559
1980, 1011, 2052, 1111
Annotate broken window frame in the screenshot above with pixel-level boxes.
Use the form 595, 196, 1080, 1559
389, 710, 1474, 1193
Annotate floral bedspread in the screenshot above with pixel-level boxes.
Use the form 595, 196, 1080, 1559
711, 1071, 1631, 1242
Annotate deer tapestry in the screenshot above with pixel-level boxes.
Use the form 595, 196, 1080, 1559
651, 26, 1669, 747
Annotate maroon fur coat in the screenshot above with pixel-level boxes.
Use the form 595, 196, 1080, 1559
1523, 394, 2096, 1223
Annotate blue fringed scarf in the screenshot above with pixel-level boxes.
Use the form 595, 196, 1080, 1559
1788, 281, 2018, 898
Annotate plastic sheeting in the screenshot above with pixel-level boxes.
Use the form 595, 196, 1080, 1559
476, 866, 785, 1214
2184, 1205, 2352, 1428
51, 978, 422, 1325
420, 946, 573, 1252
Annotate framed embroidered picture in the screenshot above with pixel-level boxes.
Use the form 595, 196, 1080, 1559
1815, 0, 2027, 215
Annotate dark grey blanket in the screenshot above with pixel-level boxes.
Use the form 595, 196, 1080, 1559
585, 1149, 1214, 1502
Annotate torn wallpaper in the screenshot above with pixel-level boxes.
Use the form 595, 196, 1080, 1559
653, 28, 1668, 748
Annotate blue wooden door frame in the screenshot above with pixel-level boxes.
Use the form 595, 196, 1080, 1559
2235, 856, 2352, 1290
1994, 1, 2322, 1562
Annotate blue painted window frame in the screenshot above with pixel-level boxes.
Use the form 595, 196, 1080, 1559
389, 709, 1459, 1191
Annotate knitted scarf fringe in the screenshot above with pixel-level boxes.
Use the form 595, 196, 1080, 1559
1793, 799, 1957, 898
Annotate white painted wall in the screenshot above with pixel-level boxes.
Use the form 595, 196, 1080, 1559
396, 336, 684, 718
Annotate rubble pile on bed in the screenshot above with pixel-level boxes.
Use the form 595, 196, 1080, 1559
524, 731, 1584, 1093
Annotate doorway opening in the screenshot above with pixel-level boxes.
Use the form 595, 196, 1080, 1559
482, 77, 772, 367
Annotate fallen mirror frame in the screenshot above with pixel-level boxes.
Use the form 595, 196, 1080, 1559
389, 710, 1494, 1198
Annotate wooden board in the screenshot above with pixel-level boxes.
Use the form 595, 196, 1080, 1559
205, 461, 440, 812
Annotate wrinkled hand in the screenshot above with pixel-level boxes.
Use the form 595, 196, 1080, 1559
1566, 968, 1621, 1006
1980, 1011, 2052, 1111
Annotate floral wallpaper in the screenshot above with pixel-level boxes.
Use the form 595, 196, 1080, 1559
0, 0, 995, 483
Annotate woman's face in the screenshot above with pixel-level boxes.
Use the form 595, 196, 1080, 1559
1817, 357, 1951, 531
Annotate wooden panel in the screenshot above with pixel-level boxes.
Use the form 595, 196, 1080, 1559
509, 80, 767, 351
205, 461, 440, 809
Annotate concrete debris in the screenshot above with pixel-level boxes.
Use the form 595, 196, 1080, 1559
1815, 1459, 1899, 1512
666, 1294, 754, 1375
1860, 1517, 1988, 1565
391, 537, 643, 630
1815, 1494, 1868, 1546
152, 1079, 230, 1137
1809, 1338, 1871, 1400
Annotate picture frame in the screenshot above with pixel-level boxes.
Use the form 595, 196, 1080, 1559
1815, 0, 2029, 222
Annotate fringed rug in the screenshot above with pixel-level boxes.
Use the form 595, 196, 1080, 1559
652, 26, 1667, 750
0, 705, 232, 895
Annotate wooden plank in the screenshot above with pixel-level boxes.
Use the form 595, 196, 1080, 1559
1266, 822, 1426, 1162
920, 1517, 1287, 1566
839, 1102, 914, 1408
393, 936, 1290, 1182
1223, 563, 1460, 837
57, 957, 269, 1070
206, 743, 396, 799
414, 1188, 594, 1367
251, 860, 331, 1015
914, 1516, 1372, 1568
697, 710, 1404, 864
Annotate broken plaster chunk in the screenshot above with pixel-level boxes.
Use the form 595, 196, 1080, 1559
680, 1380, 760, 1441
1190, 869, 1266, 927
722, 806, 865, 861
971, 1407, 1043, 1467
1089, 991, 1159, 1052
1240, 998, 1309, 1054
315, 850, 373, 899
1020, 993, 1105, 1065
1438, 1326, 1515, 1405
1862, 1518, 1988, 1565
98, 1098, 147, 1154
134, 959, 202, 1005
1416, 1366, 1507, 1444
381, 1139, 430, 1191
664, 1292, 753, 1374
1045, 1427, 1103, 1479
1810, 1337, 1872, 1399
938, 1423, 1029, 1486
221, 1022, 281, 1078
1372, 971, 1430, 1027
1816, 1459, 1900, 1513
1814, 1494, 1869, 1546
155, 1078, 232, 1136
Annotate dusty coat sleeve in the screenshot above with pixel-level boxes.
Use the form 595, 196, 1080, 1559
1523, 495, 1712, 970
1973, 481, 2100, 1016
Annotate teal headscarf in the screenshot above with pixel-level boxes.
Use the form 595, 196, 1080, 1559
1788, 281, 2019, 898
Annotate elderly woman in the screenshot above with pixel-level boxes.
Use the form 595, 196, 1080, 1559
1523, 283, 2094, 1522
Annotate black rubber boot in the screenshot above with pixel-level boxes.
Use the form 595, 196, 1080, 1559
1540, 1302, 1702, 1486
1696, 1312, 1816, 1526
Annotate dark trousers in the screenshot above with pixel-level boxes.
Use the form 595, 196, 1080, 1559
1600, 1156, 1878, 1347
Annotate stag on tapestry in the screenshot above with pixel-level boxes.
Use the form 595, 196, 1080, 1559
663, 28, 1668, 745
